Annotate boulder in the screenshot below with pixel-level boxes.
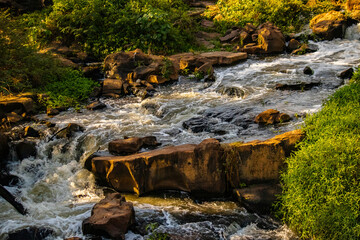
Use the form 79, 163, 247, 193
0, 132, 9, 160
339, 68, 354, 79
6, 227, 53, 240
86, 139, 226, 196
287, 39, 301, 52
254, 109, 291, 125
275, 82, 320, 91
0, 95, 35, 116
86, 101, 106, 111
223, 129, 305, 187
82, 193, 135, 240
102, 79, 124, 98
256, 23, 285, 54
234, 184, 282, 215
303, 66, 314, 75
310, 11, 348, 40
15, 141, 37, 160
24, 126, 40, 138
108, 136, 160, 156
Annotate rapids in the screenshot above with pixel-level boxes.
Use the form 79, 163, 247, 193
1, 25, 360, 239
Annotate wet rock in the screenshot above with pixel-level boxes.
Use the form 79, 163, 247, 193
234, 184, 282, 215
82, 193, 135, 240
87, 139, 226, 196
0, 132, 9, 160
224, 129, 305, 187
303, 66, 314, 75
310, 10, 348, 40
7, 227, 54, 240
287, 39, 301, 52
0, 171, 19, 186
204, 106, 252, 127
339, 67, 354, 79
55, 123, 85, 139
254, 109, 291, 125
86, 101, 106, 111
109, 136, 160, 156
6, 112, 23, 123
291, 43, 318, 55
15, 141, 37, 160
46, 108, 59, 116
275, 82, 321, 91
216, 86, 245, 98
24, 126, 40, 138
182, 117, 210, 133
102, 79, 124, 98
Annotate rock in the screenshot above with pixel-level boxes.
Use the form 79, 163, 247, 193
24, 126, 40, 138
201, 19, 214, 28
55, 123, 85, 139
303, 66, 314, 75
234, 184, 282, 215
256, 23, 285, 54
82, 193, 135, 240
239, 31, 252, 46
291, 43, 318, 55
0, 95, 35, 117
254, 109, 291, 125
102, 79, 124, 98
46, 108, 59, 116
339, 68, 354, 79
82, 65, 103, 80
310, 10, 348, 40
195, 31, 221, 41
7, 227, 54, 240
275, 82, 320, 91
199, 51, 247, 65
86, 139, 226, 196
15, 141, 37, 160
196, 62, 214, 79
220, 29, 241, 43
223, 129, 305, 187
86, 101, 106, 111
182, 117, 210, 133
287, 39, 301, 52
0, 172, 19, 186
0, 132, 9, 160
6, 112, 23, 123
109, 136, 160, 156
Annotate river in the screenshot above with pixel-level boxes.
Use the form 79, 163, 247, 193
1, 25, 360, 239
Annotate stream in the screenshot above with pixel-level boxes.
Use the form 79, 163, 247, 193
1, 25, 360, 240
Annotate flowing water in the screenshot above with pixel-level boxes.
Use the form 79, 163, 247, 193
1, 26, 360, 239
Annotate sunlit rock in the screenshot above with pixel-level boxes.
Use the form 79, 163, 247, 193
254, 109, 291, 125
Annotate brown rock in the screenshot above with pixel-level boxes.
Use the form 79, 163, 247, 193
234, 183, 282, 215
102, 79, 123, 98
254, 109, 291, 125
6, 112, 23, 123
82, 193, 135, 240
220, 29, 241, 43
0, 132, 9, 160
24, 126, 40, 138
201, 19, 215, 28
223, 129, 305, 187
87, 139, 226, 196
339, 68, 354, 79
196, 62, 214, 77
239, 31, 252, 46
310, 11, 348, 40
108, 136, 160, 156
86, 101, 107, 111
55, 123, 85, 139
257, 23, 285, 53
244, 23, 257, 34
199, 51, 247, 65
287, 39, 301, 52
15, 141, 37, 160
47, 108, 59, 116
195, 31, 221, 41
0, 96, 34, 116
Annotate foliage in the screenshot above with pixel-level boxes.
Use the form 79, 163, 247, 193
145, 222, 169, 240
204, 0, 344, 32
279, 71, 360, 239
41, 0, 194, 57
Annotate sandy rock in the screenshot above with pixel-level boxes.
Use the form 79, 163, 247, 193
254, 109, 291, 125
82, 193, 135, 240
224, 129, 305, 187
86, 139, 226, 196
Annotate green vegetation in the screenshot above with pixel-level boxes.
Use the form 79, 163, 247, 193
204, 0, 345, 32
279, 70, 360, 239
0, 11, 99, 108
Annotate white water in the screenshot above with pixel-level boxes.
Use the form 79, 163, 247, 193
1, 26, 360, 239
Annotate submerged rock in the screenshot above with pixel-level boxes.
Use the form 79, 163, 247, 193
303, 66, 314, 75
275, 82, 320, 91
82, 193, 135, 240
86, 139, 226, 196
7, 227, 54, 240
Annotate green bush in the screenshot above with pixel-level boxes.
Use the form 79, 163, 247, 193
279, 72, 360, 239
204, 0, 343, 32
42, 0, 193, 57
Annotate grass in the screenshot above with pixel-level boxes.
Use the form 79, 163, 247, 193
279, 70, 360, 240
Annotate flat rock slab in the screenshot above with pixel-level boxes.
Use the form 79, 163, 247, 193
86, 139, 225, 196
0, 96, 35, 115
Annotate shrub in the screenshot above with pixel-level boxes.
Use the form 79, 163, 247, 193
279, 72, 360, 239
